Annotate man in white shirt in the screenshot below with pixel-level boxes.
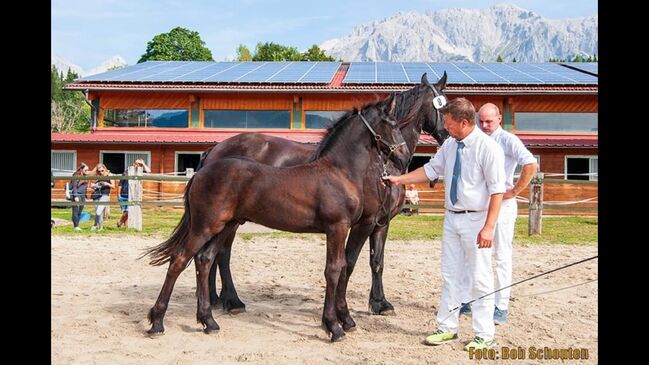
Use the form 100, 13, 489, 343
460, 103, 538, 324
383, 97, 505, 351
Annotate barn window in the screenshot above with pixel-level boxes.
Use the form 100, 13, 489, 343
565, 155, 597, 181
51, 150, 76, 176
305, 111, 346, 129
514, 112, 598, 132
100, 151, 151, 174
104, 109, 189, 128
175, 152, 201, 175
203, 110, 290, 128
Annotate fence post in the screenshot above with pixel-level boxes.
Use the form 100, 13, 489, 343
127, 166, 143, 231
528, 172, 544, 235
185, 168, 194, 178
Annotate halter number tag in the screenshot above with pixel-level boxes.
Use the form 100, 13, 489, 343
432, 95, 447, 110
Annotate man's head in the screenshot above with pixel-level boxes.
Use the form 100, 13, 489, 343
478, 103, 502, 136
134, 159, 145, 167
441, 97, 476, 140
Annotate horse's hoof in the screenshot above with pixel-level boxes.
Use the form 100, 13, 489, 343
203, 326, 220, 334
369, 299, 395, 315
330, 326, 346, 342
341, 316, 356, 331
201, 318, 220, 334
228, 306, 246, 315
146, 328, 164, 337
223, 297, 246, 313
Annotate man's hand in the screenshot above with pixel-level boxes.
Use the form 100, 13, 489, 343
476, 226, 495, 248
382, 175, 401, 185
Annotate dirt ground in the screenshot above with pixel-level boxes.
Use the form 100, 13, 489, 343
52, 230, 597, 364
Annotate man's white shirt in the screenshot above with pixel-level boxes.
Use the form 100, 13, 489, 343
424, 127, 506, 211
488, 126, 537, 190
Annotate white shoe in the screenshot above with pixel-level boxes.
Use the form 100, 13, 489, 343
90, 226, 97, 231
74, 227, 82, 231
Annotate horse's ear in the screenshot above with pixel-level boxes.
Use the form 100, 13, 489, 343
421, 73, 429, 85
383, 92, 397, 117
435, 71, 448, 91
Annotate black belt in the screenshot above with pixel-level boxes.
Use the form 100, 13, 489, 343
448, 210, 477, 214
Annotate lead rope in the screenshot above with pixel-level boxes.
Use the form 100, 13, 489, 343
374, 150, 392, 227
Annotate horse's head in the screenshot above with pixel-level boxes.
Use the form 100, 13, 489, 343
420, 72, 450, 145
361, 93, 411, 171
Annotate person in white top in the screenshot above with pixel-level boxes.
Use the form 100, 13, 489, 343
404, 184, 420, 215
459, 103, 538, 324
383, 97, 505, 351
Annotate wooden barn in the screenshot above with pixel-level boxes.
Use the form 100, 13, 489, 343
52, 61, 597, 214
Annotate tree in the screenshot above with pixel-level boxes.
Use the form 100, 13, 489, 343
236, 44, 252, 61
51, 65, 91, 132
252, 42, 301, 61
138, 27, 213, 63
572, 54, 586, 62
301, 44, 335, 61
496, 55, 503, 62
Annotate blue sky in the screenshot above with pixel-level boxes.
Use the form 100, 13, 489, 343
52, 0, 597, 70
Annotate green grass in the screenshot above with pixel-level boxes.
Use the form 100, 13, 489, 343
51, 207, 597, 246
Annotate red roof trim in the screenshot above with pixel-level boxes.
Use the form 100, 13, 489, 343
64, 82, 598, 94
51, 129, 596, 148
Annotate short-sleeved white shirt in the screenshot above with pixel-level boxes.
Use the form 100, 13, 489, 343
489, 127, 538, 190
423, 126, 506, 211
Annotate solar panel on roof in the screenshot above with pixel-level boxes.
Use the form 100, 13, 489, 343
376, 63, 409, 83
175, 62, 239, 81
236, 62, 290, 82
299, 62, 340, 83
79, 61, 165, 81
140, 62, 210, 81
563, 62, 597, 75
202, 62, 265, 82
344, 62, 376, 83
267, 62, 315, 82
402, 63, 438, 83
77, 61, 596, 86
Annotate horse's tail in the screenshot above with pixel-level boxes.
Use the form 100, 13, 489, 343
141, 176, 195, 266
195, 147, 213, 172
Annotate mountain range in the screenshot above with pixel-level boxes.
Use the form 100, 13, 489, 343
320, 4, 597, 62
51, 52, 127, 77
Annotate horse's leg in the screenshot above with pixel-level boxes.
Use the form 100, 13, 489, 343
217, 223, 246, 313
207, 237, 220, 307
368, 224, 395, 315
322, 225, 348, 342
337, 223, 374, 331
195, 241, 221, 334
147, 232, 214, 335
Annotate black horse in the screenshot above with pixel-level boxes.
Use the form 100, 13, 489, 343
144, 94, 411, 341
197, 73, 449, 316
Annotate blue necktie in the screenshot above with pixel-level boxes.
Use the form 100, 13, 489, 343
450, 141, 465, 205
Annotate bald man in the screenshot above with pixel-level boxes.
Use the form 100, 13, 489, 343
460, 103, 538, 325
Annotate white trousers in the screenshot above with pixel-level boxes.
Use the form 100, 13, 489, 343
493, 198, 517, 310
461, 198, 517, 310
437, 210, 495, 340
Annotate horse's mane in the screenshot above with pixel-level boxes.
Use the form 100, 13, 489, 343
309, 99, 385, 162
395, 83, 427, 128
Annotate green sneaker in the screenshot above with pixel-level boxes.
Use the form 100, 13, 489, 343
464, 336, 495, 351
424, 329, 459, 345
